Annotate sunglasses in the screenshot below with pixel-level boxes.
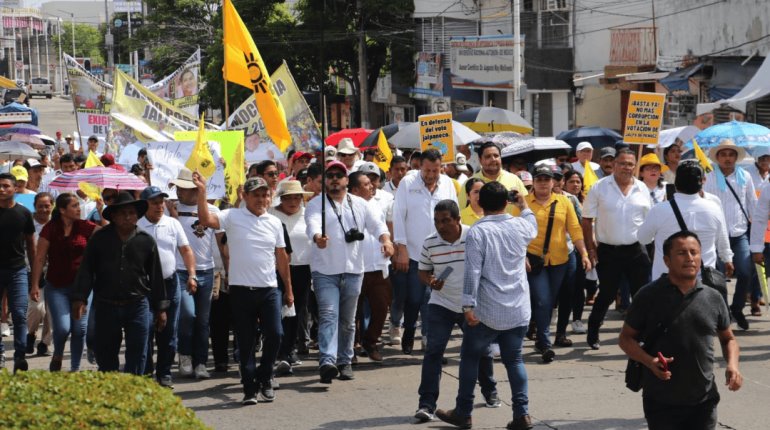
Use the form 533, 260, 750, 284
338, 153, 355, 157
326, 172, 346, 180
264, 171, 279, 178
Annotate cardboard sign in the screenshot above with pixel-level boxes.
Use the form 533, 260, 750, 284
418, 112, 455, 163
623, 91, 666, 145
146, 140, 225, 199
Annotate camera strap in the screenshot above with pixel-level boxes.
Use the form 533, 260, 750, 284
327, 194, 360, 232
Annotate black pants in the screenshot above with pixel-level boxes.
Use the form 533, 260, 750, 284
209, 290, 231, 367
643, 396, 718, 430
587, 242, 650, 341
278, 265, 312, 359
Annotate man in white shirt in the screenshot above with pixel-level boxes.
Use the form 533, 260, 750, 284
582, 149, 652, 349
138, 186, 197, 388
168, 168, 228, 380
570, 141, 600, 175
638, 161, 734, 281
703, 139, 758, 330
392, 149, 458, 355
305, 161, 393, 383
382, 156, 408, 196
193, 174, 293, 405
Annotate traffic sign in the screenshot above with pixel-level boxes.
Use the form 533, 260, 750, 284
15, 61, 23, 71
114, 1, 141, 13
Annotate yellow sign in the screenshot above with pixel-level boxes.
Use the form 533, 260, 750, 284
623, 91, 666, 145
418, 112, 455, 163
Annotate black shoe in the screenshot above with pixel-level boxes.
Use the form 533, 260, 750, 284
401, 335, 414, 355
25, 334, 35, 354
435, 408, 472, 429
338, 363, 355, 380
319, 364, 339, 384
36, 343, 49, 357
287, 351, 303, 366
541, 348, 555, 363
259, 380, 276, 402
242, 394, 258, 405
13, 358, 28, 374
732, 309, 749, 330
214, 363, 228, 372
483, 392, 502, 408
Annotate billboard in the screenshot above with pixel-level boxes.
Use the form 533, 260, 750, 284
449, 35, 523, 90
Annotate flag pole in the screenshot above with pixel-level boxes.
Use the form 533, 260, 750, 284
320, 0, 327, 237
223, 16, 230, 131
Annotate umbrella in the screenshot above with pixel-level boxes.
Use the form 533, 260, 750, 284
325, 128, 372, 147
692, 120, 770, 150
0, 141, 41, 161
657, 126, 700, 149
48, 167, 148, 191
33, 134, 56, 146
0, 123, 42, 136
500, 137, 571, 163
556, 127, 623, 150
1, 133, 44, 149
359, 123, 410, 148
389, 121, 481, 149
456, 107, 533, 134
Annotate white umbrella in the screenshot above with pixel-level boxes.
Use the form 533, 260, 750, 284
389, 121, 481, 149
501, 137, 571, 163
0, 141, 41, 161
657, 126, 700, 149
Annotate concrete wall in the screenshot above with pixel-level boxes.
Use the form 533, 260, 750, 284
414, 0, 477, 20
576, 85, 621, 129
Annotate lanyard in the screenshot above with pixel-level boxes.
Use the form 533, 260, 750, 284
327, 194, 359, 232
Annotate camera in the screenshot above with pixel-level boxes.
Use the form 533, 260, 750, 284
507, 189, 520, 203
344, 228, 365, 243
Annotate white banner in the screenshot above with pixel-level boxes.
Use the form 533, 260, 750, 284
148, 49, 201, 116
449, 35, 522, 90
145, 140, 225, 199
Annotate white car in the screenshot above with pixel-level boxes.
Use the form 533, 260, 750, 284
28, 77, 52, 99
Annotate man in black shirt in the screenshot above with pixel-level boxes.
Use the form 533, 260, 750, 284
619, 231, 742, 430
72, 192, 168, 375
0, 173, 36, 372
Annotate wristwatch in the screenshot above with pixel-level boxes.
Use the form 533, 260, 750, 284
189, 275, 199, 283
462, 306, 474, 313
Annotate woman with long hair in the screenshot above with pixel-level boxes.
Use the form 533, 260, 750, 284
29, 193, 99, 371
460, 178, 484, 226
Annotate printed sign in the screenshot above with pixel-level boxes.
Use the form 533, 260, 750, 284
449, 35, 523, 90
145, 140, 225, 199
623, 91, 666, 145
148, 49, 200, 115
64, 53, 112, 140
419, 112, 455, 163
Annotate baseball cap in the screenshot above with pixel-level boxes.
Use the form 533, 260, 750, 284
243, 176, 270, 192
455, 153, 469, 172
324, 145, 337, 159
517, 171, 533, 182
291, 151, 312, 162
10, 165, 28, 182
26, 158, 41, 168
576, 141, 593, 152
325, 160, 348, 174
88, 135, 99, 142
532, 165, 554, 178
140, 185, 169, 201
100, 154, 116, 166
599, 147, 617, 159
358, 162, 380, 176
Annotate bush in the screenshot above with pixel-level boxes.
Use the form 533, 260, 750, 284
0, 370, 209, 429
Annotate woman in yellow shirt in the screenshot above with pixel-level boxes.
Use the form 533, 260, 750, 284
460, 178, 484, 226
526, 165, 591, 363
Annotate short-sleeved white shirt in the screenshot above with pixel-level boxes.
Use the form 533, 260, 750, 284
217, 207, 285, 287
174, 202, 223, 271
138, 215, 189, 279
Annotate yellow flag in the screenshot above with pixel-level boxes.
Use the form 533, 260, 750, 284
373, 130, 393, 172
225, 135, 246, 204
85, 151, 104, 168
223, 0, 291, 152
692, 140, 713, 173
186, 113, 216, 178
582, 159, 599, 197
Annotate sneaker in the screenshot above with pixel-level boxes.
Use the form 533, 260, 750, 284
259, 381, 276, 402
571, 320, 586, 334
1, 323, 10, 337
159, 375, 174, 388
484, 392, 502, 408
194, 364, 211, 379
242, 394, 258, 405
414, 407, 436, 422
36, 343, 49, 357
179, 355, 193, 377
275, 360, 292, 376
13, 358, 28, 374
286, 351, 303, 366
389, 325, 402, 345
490, 343, 501, 358
87, 348, 96, 365
271, 377, 280, 390
541, 348, 555, 363
338, 363, 355, 380
319, 364, 339, 384
25, 334, 35, 354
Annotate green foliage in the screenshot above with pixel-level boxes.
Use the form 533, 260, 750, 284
52, 24, 105, 64
0, 370, 208, 429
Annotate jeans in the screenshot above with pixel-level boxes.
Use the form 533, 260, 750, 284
528, 263, 568, 349
643, 396, 718, 430
312, 271, 363, 367
230, 286, 283, 396
27, 285, 52, 347
0, 267, 29, 361
390, 260, 430, 343
356, 271, 391, 349
45, 284, 87, 371
418, 304, 496, 412
390, 267, 405, 328
455, 323, 529, 419
728, 233, 757, 314
178, 269, 214, 367
278, 265, 312, 359
94, 297, 150, 375
145, 275, 181, 380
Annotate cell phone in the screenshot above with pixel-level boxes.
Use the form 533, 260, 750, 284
436, 266, 454, 282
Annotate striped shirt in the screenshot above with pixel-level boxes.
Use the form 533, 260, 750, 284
704, 170, 756, 237
418, 224, 469, 313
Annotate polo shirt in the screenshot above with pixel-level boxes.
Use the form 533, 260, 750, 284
419, 225, 469, 313
39, 219, 96, 286
138, 215, 189, 279
460, 205, 482, 226
526, 193, 583, 266
458, 169, 528, 208
583, 176, 652, 245
217, 207, 285, 287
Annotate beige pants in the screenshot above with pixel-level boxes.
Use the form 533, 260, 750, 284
27, 292, 52, 347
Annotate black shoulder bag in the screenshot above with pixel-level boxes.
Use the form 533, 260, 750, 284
527, 201, 557, 275
669, 198, 727, 295
724, 179, 751, 236
625, 289, 700, 392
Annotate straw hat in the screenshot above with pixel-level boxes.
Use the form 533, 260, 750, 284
708, 138, 746, 163
336, 138, 359, 155
169, 167, 196, 189
639, 153, 669, 173
276, 180, 313, 197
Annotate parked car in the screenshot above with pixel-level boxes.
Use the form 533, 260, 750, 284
3, 88, 30, 106
27, 77, 52, 99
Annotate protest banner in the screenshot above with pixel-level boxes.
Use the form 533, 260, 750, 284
148, 49, 201, 116
174, 130, 246, 204
227, 61, 322, 164
64, 54, 112, 142
623, 91, 666, 145
418, 112, 455, 163
146, 140, 225, 199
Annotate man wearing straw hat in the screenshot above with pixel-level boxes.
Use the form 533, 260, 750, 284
336, 138, 364, 172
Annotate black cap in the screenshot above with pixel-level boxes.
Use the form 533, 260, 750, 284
532, 165, 554, 178
599, 147, 617, 159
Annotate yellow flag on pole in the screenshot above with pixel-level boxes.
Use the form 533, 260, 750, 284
223, 0, 291, 152
582, 159, 599, 197
186, 114, 216, 178
85, 151, 104, 168
373, 130, 393, 172
225, 135, 246, 204
692, 140, 714, 173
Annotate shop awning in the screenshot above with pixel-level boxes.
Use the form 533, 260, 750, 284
697, 56, 770, 115
659, 63, 704, 92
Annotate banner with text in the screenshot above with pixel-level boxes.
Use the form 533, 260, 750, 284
64, 53, 113, 140
146, 140, 225, 199
623, 91, 666, 145
148, 49, 201, 116
419, 112, 455, 163
226, 61, 322, 164
449, 35, 523, 90
174, 130, 245, 203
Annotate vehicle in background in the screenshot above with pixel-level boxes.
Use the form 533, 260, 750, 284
2, 88, 30, 106
27, 77, 52, 99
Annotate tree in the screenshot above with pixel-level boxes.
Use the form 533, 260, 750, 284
52, 23, 105, 64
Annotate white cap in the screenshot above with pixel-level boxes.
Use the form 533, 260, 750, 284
26, 158, 41, 168
455, 153, 469, 172
324, 145, 337, 158
358, 162, 380, 176
576, 141, 593, 152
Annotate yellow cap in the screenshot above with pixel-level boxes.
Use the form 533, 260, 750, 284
10, 165, 28, 182
639, 153, 669, 173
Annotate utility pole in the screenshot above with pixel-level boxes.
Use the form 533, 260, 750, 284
104, 0, 114, 82
44, 20, 50, 82
70, 13, 75, 57
26, 18, 33, 81
357, 0, 370, 128
57, 18, 63, 93
512, 0, 521, 115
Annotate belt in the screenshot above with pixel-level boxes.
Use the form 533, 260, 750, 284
598, 242, 640, 249
231, 285, 270, 291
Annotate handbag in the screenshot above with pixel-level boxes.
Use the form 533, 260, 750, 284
669, 198, 728, 295
625, 289, 700, 392
527, 201, 557, 275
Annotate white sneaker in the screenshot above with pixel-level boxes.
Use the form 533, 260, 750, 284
490, 343, 501, 358
194, 363, 210, 379
0, 323, 9, 337
571, 320, 586, 334
389, 326, 402, 345
179, 355, 193, 377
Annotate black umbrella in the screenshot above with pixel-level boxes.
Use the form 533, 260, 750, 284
556, 127, 623, 150
358, 123, 405, 148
